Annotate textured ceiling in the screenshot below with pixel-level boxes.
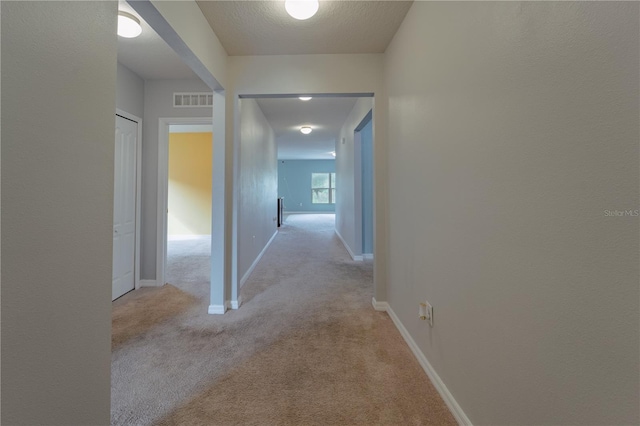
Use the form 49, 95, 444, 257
118, 0, 400, 159
197, 1, 413, 55
117, 1, 199, 80
254, 97, 359, 160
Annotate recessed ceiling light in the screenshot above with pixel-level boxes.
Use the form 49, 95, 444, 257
285, 0, 319, 20
118, 11, 142, 38
300, 126, 312, 134
299, 96, 312, 101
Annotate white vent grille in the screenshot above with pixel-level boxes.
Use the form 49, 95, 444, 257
173, 92, 213, 108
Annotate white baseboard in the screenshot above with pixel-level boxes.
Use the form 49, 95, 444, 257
139, 279, 158, 287
208, 303, 228, 315
230, 297, 242, 310
371, 297, 390, 311
334, 229, 363, 261
240, 231, 278, 287
363, 253, 374, 261
375, 302, 471, 426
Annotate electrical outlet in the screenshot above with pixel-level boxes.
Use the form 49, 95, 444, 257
419, 301, 433, 326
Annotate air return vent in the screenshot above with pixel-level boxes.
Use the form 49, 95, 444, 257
173, 92, 213, 108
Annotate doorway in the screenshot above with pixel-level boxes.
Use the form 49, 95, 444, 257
156, 118, 213, 289
113, 111, 142, 300
355, 110, 374, 260
165, 124, 213, 292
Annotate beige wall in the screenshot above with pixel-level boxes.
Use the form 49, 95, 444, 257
1, 1, 116, 423
385, 2, 639, 424
168, 132, 213, 236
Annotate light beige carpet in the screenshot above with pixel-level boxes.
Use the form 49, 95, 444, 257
112, 284, 197, 350
111, 214, 455, 426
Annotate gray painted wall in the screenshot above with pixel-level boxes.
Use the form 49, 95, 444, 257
116, 63, 145, 118
1, 2, 116, 423
141, 79, 212, 280
238, 99, 278, 284
385, 2, 639, 424
4, 3, 631, 424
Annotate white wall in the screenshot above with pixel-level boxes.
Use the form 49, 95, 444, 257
141, 79, 212, 279
1, 1, 116, 423
336, 98, 373, 259
385, 2, 639, 424
227, 54, 387, 301
237, 99, 278, 283
116, 63, 144, 118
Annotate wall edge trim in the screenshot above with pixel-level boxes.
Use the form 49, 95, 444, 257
371, 297, 389, 311
335, 229, 363, 261
230, 296, 243, 310
240, 230, 278, 287
208, 304, 227, 315
379, 301, 472, 426
139, 279, 159, 287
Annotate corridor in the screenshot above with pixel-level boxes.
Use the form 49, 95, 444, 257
111, 214, 454, 425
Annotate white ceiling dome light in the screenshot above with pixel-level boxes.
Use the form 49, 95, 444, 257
118, 11, 142, 38
285, 0, 319, 20
300, 126, 312, 134
299, 96, 312, 101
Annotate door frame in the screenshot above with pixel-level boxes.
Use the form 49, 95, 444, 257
156, 117, 213, 288
115, 108, 143, 292
354, 109, 373, 260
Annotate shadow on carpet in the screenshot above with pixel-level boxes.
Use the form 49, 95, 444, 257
154, 311, 456, 426
112, 284, 198, 350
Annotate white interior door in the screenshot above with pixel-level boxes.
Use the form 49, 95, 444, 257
113, 115, 138, 300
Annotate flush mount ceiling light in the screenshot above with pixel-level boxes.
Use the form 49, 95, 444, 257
299, 96, 312, 101
300, 126, 312, 134
285, 0, 319, 20
118, 11, 142, 38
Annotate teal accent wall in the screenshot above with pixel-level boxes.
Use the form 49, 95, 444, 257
278, 160, 336, 212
